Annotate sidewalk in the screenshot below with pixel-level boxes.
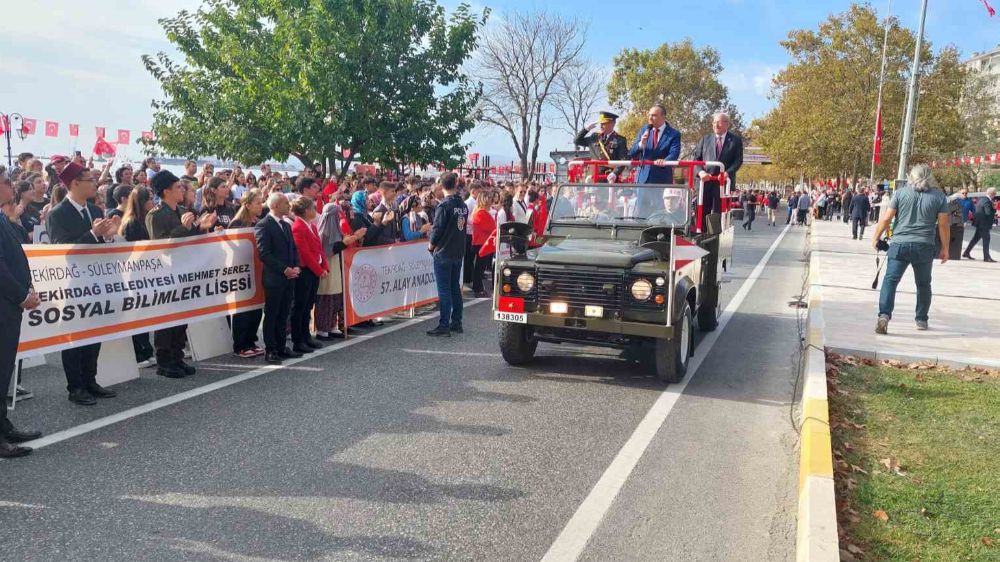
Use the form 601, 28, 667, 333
811, 218, 1000, 369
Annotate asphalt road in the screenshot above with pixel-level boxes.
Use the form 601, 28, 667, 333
1, 219, 808, 562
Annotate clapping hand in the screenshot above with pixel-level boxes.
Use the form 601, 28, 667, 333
198, 211, 218, 231
283, 266, 301, 279
92, 217, 117, 238
420, 223, 432, 233
181, 212, 197, 229
381, 211, 396, 225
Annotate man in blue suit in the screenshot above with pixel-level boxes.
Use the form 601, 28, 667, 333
628, 104, 681, 217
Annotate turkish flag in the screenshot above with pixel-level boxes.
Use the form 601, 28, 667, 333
21, 118, 37, 135
45, 121, 59, 137
141, 131, 154, 141
873, 107, 883, 165
95, 126, 106, 139
69, 124, 79, 137
93, 137, 117, 157
478, 229, 497, 258
0, 114, 7, 136
982, 0, 996, 17
498, 296, 525, 313
117, 129, 130, 145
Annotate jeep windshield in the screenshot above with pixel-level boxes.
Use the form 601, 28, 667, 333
548, 184, 691, 228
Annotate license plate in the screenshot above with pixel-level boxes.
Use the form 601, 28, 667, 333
494, 311, 527, 324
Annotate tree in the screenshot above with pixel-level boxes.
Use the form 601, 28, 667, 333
475, 11, 586, 179
751, 4, 975, 184
554, 61, 605, 147
607, 39, 743, 153
142, 0, 486, 177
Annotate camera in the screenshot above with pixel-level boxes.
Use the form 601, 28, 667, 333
875, 238, 890, 252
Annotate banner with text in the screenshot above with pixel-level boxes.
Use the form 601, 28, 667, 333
17, 230, 263, 359
343, 241, 439, 327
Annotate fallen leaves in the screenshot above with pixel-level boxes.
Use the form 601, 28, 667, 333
878, 457, 908, 476
982, 536, 995, 548
873, 509, 890, 522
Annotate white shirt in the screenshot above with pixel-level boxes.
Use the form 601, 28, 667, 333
464, 196, 476, 234
67, 195, 101, 242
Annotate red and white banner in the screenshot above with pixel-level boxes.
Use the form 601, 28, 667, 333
0, 114, 8, 136
45, 121, 59, 137
69, 123, 79, 137
342, 240, 439, 327
21, 118, 37, 135
17, 230, 263, 359
117, 129, 131, 145
929, 152, 1000, 168
141, 131, 154, 141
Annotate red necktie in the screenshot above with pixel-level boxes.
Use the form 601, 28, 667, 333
652, 127, 659, 148
716, 136, 723, 156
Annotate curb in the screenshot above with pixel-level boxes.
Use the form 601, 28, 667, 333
796, 229, 840, 562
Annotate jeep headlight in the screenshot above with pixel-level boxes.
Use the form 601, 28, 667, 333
516, 272, 535, 293
630, 278, 653, 301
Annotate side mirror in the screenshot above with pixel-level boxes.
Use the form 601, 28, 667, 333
640, 226, 673, 260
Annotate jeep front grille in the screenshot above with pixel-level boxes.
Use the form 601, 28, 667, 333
536, 267, 624, 313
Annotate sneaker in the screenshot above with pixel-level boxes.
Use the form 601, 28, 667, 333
915, 320, 928, 331
250, 346, 266, 357
426, 326, 451, 337
10, 386, 33, 401
875, 314, 889, 335
237, 349, 259, 359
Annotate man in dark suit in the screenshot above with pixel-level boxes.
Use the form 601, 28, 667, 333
255, 193, 303, 363
45, 163, 121, 406
963, 188, 997, 262
627, 104, 681, 216
0, 174, 43, 457
693, 112, 744, 219
849, 187, 872, 240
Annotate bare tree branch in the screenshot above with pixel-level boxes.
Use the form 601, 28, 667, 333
553, 61, 605, 145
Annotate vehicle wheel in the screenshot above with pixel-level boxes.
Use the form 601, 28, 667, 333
498, 321, 537, 365
655, 303, 692, 384
698, 284, 721, 332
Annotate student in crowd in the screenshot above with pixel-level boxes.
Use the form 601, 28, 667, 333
105, 183, 134, 220
470, 195, 496, 298
200, 176, 237, 230
46, 163, 121, 405
14, 181, 42, 241
229, 189, 266, 357
118, 186, 155, 363
255, 192, 302, 363
146, 171, 217, 378
314, 200, 363, 340
289, 197, 327, 354
401, 195, 432, 241
1, 196, 29, 243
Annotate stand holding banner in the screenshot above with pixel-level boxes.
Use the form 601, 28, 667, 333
342, 240, 439, 327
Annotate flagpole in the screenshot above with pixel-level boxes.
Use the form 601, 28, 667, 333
870, 0, 893, 190
897, 0, 929, 183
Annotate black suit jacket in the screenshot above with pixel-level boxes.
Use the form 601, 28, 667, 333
693, 132, 744, 188
849, 194, 871, 220
974, 197, 996, 229
255, 214, 299, 287
0, 214, 32, 307
46, 198, 105, 245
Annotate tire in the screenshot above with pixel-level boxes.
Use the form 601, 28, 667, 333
698, 284, 721, 332
498, 321, 537, 365
655, 303, 693, 384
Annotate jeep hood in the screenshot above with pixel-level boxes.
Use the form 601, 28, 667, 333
535, 237, 655, 268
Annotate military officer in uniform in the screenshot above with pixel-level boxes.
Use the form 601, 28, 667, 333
574, 111, 628, 183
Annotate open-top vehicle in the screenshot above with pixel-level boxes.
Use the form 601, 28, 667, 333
492, 159, 734, 383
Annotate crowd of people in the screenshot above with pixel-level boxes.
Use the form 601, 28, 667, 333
0, 152, 565, 457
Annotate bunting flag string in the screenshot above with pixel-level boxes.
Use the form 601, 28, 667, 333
928, 152, 1000, 168
0, 117, 151, 146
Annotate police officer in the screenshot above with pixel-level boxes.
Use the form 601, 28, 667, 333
574, 111, 628, 182
427, 172, 468, 337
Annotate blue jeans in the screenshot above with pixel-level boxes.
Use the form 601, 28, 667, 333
878, 242, 935, 322
434, 254, 464, 328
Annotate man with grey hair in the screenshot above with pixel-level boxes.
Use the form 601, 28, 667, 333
693, 111, 744, 222
871, 164, 950, 334
962, 187, 996, 262
255, 192, 302, 363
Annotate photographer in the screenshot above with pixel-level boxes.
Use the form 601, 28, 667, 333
872, 165, 950, 334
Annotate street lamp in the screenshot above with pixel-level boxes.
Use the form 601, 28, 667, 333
1, 112, 27, 170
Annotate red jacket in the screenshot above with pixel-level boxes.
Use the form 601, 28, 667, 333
471, 207, 496, 247
291, 217, 328, 277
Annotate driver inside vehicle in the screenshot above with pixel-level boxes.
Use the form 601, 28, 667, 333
646, 188, 689, 226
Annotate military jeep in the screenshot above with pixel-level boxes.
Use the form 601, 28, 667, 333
492, 160, 734, 383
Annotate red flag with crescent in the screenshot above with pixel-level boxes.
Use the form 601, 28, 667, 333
93, 137, 117, 157
45, 121, 59, 137
873, 107, 883, 165
982, 0, 996, 17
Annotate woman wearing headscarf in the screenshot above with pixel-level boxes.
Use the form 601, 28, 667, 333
314, 201, 364, 339
349, 188, 389, 246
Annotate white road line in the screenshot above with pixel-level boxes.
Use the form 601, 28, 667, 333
23, 299, 489, 451
399, 349, 502, 357
541, 224, 793, 562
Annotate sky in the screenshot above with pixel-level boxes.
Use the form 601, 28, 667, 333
2, 0, 998, 167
